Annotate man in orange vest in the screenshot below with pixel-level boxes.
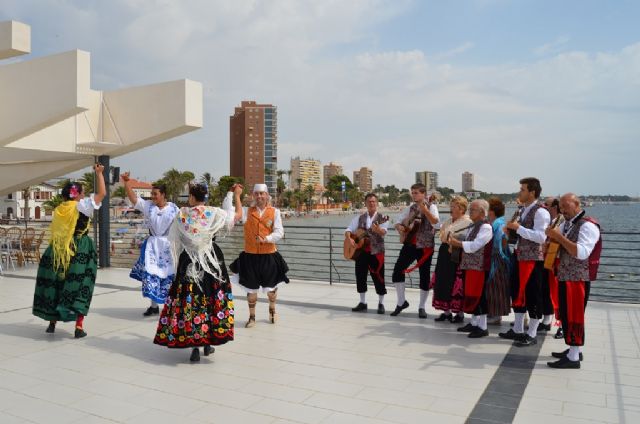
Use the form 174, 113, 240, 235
228, 184, 289, 328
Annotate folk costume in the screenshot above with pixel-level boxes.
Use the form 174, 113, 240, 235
33, 195, 101, 338
390, 201, 439, 318
499, 202, 550, 346
548, 211, 599, 369
486, 215, 513, 319
153, 202, 235, 360
431, 214, 473, 322
129, 196, 179, 315
345, 211, 389, 314
228, 184, 289, 328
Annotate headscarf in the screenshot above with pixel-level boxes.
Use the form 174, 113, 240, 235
489, 216, 512, 280
49, 200, 80, 275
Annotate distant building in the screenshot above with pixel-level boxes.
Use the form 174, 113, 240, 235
1, 182, 60, 220
230, 100, 278, 197
291, 156, 321, 190
415, 171, 439, 192
323, 162, 343, 187
113, 177, 153, 199
353, 167, 373, 192
462, 171, 475, 192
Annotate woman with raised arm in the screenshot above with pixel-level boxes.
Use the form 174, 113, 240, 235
153, 183, 243, 362
33, 164, 106, 338
123, 172, 180, 316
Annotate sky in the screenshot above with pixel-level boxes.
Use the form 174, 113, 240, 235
2, 0, 639, 195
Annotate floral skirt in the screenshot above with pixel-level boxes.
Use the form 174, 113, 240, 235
154, 245, 234, 348
32, 235, 97, 322
130, 239, 174, 304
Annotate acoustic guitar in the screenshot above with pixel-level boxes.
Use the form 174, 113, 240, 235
398, 195, 436, 244
343, 215, 390, 260
543, 216, 564, 270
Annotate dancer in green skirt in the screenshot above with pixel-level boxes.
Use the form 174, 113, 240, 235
32, 163, 106, 338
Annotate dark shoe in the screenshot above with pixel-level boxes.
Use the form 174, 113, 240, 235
143, 306, 159, 317
390, 301, 409, 316
74, 328, 87, 339
457, 323, 477, 333
418, 308, 427, 319
554, 328, 564, 339
547, 357, 580, 369
451, 314, 464, 324
269, 308, 277, 324
377, 304, 385, 314
551, 349, 583, 361
514, 335, 537, 347
498, 329, 522, 340
351, 302, 368, 312
434, 313, 452, 322
245, 316, 256, 328
538, 323, 552, 332
203, 345, 214, 356
468, 328, 489, 338
46, 322, 56, 333
190, 348, 200, 362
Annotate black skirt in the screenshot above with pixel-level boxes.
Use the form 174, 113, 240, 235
230, 251, 289, 292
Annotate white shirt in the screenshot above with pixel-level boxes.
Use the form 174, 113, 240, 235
133, 197, 179, 237
395, 203, 439, 225
462, 223, 493, 253
516, 202, 550, 244
76, 194, 101, 217
345, 211, 389, 234
222, 192, 284, 243
559, 218, 600, 260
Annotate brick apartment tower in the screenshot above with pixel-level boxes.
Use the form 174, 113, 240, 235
230, 101, 278, 197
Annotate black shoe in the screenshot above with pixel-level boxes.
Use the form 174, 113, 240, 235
418, 308, 427, 319
499, 329, 523, 340
551, 349, 583, 361
554, 328, 564, 339
390, 301, 409, 316
74, 328, 87, 339
514, 335, 537, 347
203, 345, 214, 356
143, 306, 160, 317
451, 314, 464, 324
377, 304, 385, 315
434, 313, 452, 322
457, 323, 477, 333
46, 323, 56, 333
468, 328, 489, 338
547, 356, 580, 369
538, 323, 552, 332
351, 302, 368, 312
190, 348, 200, 362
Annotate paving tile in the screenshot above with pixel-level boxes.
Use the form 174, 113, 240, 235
248, 398, 333, 424
377, 404, 465, 424
69, 394, 148, 422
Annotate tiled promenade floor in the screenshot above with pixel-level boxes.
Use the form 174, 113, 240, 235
1, 266, 639, 423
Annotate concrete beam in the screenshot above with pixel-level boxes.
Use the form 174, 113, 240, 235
0, 158, 94, 196
0, 21, 30, 59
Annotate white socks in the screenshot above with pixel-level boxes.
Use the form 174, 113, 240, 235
395, 283, 406, 306
419, 290, 428, 309
543, 314, 553, 325
476, 314, 488, 330
568, 346, 581, 362
527, 318, 540, 338
150, 300, 158, 308
514, 312, 525, 334
378, 295, 385, 305
470, 315, 478, 326
359, 293, 366, 304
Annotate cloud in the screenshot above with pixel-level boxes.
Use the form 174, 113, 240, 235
534, 35, 570, 56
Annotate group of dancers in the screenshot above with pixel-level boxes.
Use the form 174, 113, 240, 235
32, 169, 289, 362
345, 179, 600, 369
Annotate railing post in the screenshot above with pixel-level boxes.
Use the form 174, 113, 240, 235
329, 227, 333, 285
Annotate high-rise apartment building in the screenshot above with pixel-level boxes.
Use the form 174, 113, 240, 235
323, 162, 343, 187
230, 100, 278, 197
462, 171, 474, 192
353, 167, 373, 192
415, 171, 439, 192
290, 156, 321, 190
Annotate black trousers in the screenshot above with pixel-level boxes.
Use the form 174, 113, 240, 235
355, 251, 387, 295
472, 272, 489, 316
510, 259, 545, 319
392, 243, 433, 290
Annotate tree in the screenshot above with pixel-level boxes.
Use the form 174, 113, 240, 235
112, 186, 126, 198
43, 194, 64, 212
303, 185, 315, 211
210, 175, 245, 206
200, 172, 216, 205
325, 175, 354, 203
80, 171, 95, 196
436, 186, 455, 201
156, 168, 194, 203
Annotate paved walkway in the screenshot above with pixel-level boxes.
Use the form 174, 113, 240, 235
0, 266, 639, 423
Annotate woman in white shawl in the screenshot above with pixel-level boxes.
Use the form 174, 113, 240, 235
153, 183, 243, 362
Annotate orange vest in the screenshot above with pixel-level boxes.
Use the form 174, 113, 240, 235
244, 206, 277, 254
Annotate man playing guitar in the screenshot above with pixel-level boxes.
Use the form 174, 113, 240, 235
390, 183, 440, 318
345, 193, 389, 314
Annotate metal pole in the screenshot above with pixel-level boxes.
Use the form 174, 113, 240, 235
97, 155, 110, 267
329, 227, 333, 285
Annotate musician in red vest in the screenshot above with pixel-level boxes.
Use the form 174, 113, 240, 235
545, 193, 600, 369
228, 183, 289, 329
390, 183, 439, 318
345, 193, 389, 314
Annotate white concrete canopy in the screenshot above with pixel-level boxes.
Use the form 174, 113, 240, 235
0, 20, 203, 196
0, 20, 30, 59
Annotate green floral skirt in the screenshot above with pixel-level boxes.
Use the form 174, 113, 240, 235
32, 235, 98, 322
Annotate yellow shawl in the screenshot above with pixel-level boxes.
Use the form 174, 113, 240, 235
50, 200, 80, 275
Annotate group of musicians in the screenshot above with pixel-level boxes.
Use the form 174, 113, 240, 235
344, 179, 600, 370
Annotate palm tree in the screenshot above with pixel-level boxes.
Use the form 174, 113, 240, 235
303, 184, 315, 211
157, 168, 194, 203
80, 171, 96, 195
43, 194, 64, 212
112, 186, 126, 198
